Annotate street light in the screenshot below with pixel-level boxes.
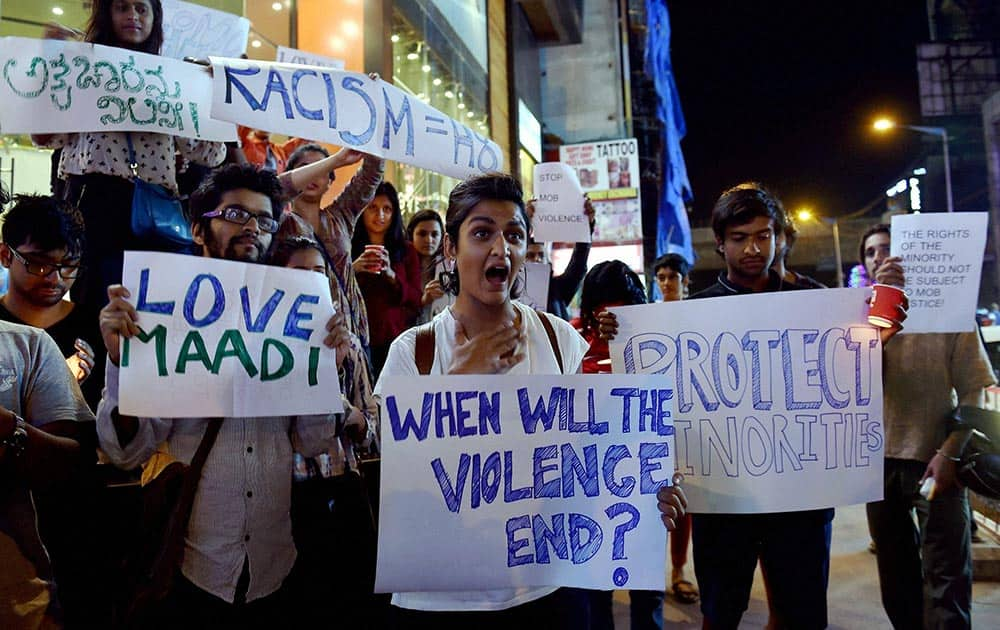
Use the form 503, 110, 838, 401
795, 208, 844, 288
872, 117, 953, 213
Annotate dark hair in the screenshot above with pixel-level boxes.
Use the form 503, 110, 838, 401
188, 164, 284, 230
858, 223, 890, 265
270, 236, 329, 270
652, 253, 690, 278
442, 173, 529, 297
1, 194, 85, 259
285, 143, 331, 174
86, 0, 164, 54
779, 214, 799, 262
407, 209, 444, 244
711, 182, 785, 245
352, 181, 408, 264
579, 261, 647, 335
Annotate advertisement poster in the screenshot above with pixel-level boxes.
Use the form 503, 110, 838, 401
559, 138, 641, 243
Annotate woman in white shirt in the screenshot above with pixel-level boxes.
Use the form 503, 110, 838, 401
375, 173, 594, 627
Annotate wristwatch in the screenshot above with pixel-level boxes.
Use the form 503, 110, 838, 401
1, 413, 28, 457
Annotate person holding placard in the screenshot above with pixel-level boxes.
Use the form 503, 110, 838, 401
95, 165, 356, 625
31, 0, 227, 316
406, 209, 449, 324
525, 197, 596, 320
374, 173, 597, 627
860, 223, 995, 629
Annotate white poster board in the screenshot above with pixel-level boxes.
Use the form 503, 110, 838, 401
276, 46, 345, 70
376, 373, 674, 592
209, 57, 503, 180
559, 138, 640, 243
609, 288, 884, 514
0, 37, 235, 141
119, 252, 342, 418
890, 212, 988, 334
161, 0, 250, 60
532, 162, 589, 243
516, 262, 552, 312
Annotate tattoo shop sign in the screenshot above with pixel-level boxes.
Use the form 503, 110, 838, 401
209, 57, 503, 179
609, 288, 884, 514
376, 374, 673, 591
119, 252, 342, 418
161, 0, 250, 60
0, 37, 235, 141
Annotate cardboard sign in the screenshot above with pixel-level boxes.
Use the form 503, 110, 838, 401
209, 57, 503, 179
559, 138, 641, 243
890, 212, 988, 333
161, 0, 250, 60
517, 262, 552, 312
375, 373, 673, 592
119, 252, 342, 418
277, 46, 345, 70
0, 37, 235, 141
609, 288, 884, 514
532, 163, 589, 243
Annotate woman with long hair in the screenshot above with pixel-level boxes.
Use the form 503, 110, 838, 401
351, 181, 422, 377
405, 208, 448, 324
31, 0, 226, 314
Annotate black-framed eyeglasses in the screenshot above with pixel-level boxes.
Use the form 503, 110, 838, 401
9, 248, 83, 279
203, 206, 280, 234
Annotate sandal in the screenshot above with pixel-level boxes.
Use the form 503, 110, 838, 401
671, 579, 700, 604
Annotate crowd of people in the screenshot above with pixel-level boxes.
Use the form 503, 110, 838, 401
1, 1, 996, 630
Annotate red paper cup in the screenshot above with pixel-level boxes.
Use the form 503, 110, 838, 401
868, 283, 906, 328
364, 244, 385, 272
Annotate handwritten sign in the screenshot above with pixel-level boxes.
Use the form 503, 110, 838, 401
609, 288, 884, 513
532, 162, 589, 243
209, 57, 503, 179
516, 262, 552, 312
119, 252, 342, 418
559, 138, 640, 243
161, 0, 250, 60
375, 373, 673, 592
890, 212, 988, 334
0, 37, 235, 141
277, 46, 345, 70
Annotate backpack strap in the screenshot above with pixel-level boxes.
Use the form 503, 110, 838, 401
535, 310, 564, 374
414, 322, 436, 375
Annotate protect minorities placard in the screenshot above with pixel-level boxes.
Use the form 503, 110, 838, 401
209, 57, 503, 180
118, 252, 342, 418
376, 374, 673, 592
608, 288, 884, 514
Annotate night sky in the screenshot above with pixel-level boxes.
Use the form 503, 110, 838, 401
667, 0, 931, 226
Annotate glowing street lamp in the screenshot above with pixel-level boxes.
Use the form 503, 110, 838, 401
872, 117, 953, 213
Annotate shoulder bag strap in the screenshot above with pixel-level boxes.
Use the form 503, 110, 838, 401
415, 323, 436, 375
124, 132, 139, 179
535, 310, 564, 374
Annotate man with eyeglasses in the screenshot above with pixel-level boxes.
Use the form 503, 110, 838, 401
96, 164, 355, 624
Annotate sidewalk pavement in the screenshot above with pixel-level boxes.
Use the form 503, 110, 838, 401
612, 504, 1000, 628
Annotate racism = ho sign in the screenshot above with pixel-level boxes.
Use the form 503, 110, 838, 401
609, 287, 885, 514
375, 373, 673, 593
118, 251, 342, 418
209, 57, 503, 181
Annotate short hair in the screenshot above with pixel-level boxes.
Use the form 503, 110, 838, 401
406, 209, 444, 242
351, 181, 408, 264
1, 194, 85, 259
285, 143, 330, 173
579, 260, 647, 335
858, 223, 890, 264
187, 164, 284, 230
86, 0, 164, 54
652, 253, 690, 278
711, 182, 785, 244
442, 173, 530, 296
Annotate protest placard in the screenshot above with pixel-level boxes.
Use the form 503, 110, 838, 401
516, 262, 552, 312
118, 252, 342, 418
609, 288, 884, 514
0, 37, 235, 142
889, 212, 988, 334
532, 162, 589, 243
375, 373, 673, 592
277, 46, 345, 70
161, 0, 250, 60
208, 57, 503, 179
559, 138, 640, 243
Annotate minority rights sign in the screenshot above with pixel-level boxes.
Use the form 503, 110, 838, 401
118, 252, 342, 418
376, 374, 673, 592
609, 288, 884, 514
209, 57, 503, 180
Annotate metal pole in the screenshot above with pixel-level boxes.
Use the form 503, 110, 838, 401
942, 131, 954, 213
831, 219, 844, 288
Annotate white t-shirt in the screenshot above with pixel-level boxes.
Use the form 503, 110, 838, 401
375, 301, 588, 612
